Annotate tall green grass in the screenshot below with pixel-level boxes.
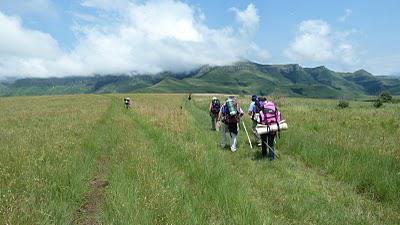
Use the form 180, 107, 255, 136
0, 95, 110, 224
101, 94, 399, 224
278, 98, 400, 206
1, 94, 399, 224
103, 95, 263, 224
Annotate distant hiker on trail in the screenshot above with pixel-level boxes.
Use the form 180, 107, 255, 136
209, 96, 221, 131
124, 97, 131, 109
188, 93, 192, 101
217, 96, 244, 152
257, 99, 281, 161
248, 95, 262, 146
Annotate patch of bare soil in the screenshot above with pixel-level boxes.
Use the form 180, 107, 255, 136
72, 157, 110, 225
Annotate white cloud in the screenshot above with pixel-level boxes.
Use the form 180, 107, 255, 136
0, 12, 70, 77
230, 3, 260, 36
284, 19, 357, 70
126, 1, 203, 42
0, 0, 268, 78
339, 9, 352, 22
0, 13, 62, 59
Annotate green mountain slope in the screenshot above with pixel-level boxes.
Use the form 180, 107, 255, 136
1, 61, 400, 98
1, 75, 159, 96
341, 70, 385, 95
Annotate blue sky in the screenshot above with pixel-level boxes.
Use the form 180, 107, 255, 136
0, 0, 399, 78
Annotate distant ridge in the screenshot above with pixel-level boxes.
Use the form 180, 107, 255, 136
1, 61, 399, 98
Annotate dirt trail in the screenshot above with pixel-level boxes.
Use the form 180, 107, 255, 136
72, 156, 110, 225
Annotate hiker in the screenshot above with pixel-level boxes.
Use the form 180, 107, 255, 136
209, 96, 221, 131
124, 97, 131, 109
248, 95, 262, 146
217, 96, 244, 152
258, 99, 281, 161
188, 93, 192, 101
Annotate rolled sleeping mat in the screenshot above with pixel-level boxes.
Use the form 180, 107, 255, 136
256, 121, 288, 135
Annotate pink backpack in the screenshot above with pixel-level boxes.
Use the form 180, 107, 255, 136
260, 101, 281, 125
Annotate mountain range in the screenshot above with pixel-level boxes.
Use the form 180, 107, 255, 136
1, 61, 399, 98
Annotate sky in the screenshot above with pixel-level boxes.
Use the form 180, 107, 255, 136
0, 0, 399, 78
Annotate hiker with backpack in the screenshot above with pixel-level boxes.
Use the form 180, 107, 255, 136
124, 97, 131, 109
217, 96, 244, 152
248, 95, 262, 146
258, 99, 281, 161
209, 96, 221, 131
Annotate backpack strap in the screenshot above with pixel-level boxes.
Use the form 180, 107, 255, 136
275, 106, 280, 139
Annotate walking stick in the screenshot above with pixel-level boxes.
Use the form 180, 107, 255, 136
242, 121, 253, 149
263, 137, 280, 158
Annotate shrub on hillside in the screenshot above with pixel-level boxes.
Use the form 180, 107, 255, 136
337, 99, 349, 109
373, 99, 383, 108
379, 91, 393, 103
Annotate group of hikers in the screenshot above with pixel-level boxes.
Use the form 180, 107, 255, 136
209, 95, 281, 161
124, 94, 281, 161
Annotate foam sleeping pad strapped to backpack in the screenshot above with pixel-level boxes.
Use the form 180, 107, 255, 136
256, 121, 288, 135
211, 99, 221, 114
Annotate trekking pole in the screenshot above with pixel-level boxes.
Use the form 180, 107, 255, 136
263, 138, 280, 159
242, 121, 253, 149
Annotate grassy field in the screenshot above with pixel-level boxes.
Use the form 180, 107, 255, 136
0, 94, 399, 224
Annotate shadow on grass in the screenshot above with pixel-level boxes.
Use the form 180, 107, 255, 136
251, 150, 264, 161
250, 147, 281, 161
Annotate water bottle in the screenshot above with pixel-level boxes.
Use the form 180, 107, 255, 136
226, 99, 237, 116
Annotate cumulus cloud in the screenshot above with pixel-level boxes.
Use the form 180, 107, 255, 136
339, 9, 352, 22
284, 19, 357, 70
0, 13, 61, 59
0, 0, 268, 78
0, 12, 67, 77
230, 3, 260, 36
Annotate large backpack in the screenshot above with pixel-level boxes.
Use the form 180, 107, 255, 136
222, 99, 239, 124
251, 98, 263, 119
211, 99, 221, 114
255, 100, 263, 113
260, 101, 281, 125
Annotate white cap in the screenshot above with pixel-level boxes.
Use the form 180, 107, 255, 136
212, 96, 217, 100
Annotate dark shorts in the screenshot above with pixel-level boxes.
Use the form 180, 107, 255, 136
227, 123, 238, 135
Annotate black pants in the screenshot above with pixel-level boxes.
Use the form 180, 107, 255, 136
260, 133, 276, 160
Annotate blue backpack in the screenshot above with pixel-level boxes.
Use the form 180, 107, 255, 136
252, 98, 264, 120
